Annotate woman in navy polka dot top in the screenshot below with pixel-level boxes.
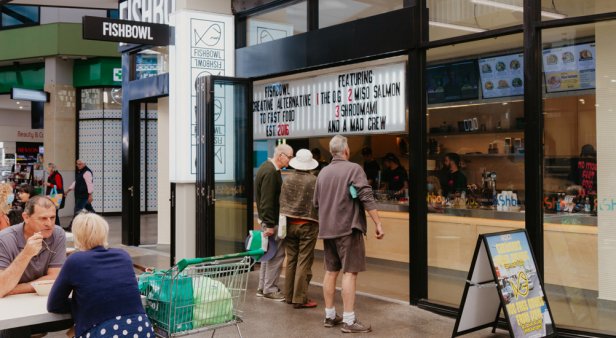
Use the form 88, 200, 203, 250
47, 212, 154, 338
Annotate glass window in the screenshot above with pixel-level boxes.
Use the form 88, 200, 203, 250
541, 0, 616, 22
247, 1, 307, 46
319, 0, 404, 28
133, 46, 169, 80
1, 5, 39, 28
108, 9, 120, 19
542, 22, 616, 335
428, 0, 523, 41
426, 34, 525, 306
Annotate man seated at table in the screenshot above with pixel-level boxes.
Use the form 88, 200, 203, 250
0, 196, 66, 298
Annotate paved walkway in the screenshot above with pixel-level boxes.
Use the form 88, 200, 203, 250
46, 271, 509, 338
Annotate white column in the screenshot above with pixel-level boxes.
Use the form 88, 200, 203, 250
596, 21, 616, 301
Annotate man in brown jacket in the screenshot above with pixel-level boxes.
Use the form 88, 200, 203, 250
255, 143, 293, 301
313, 135, 384, 333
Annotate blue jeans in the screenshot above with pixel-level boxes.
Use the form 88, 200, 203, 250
74, 197, 95, 215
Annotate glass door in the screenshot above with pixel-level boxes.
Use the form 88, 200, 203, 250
196, 76, 253, 257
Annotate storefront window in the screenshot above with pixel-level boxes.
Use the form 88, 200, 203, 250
247, 1, 307, 46
428, 0, 523, 41
134, 47, 169, 80
426, 34, 525, 306
1, 5, 39, 29
540, 0, 616, 21
542, 22, 616, 334
252, 56, 410, 300
319, 0, 403, 29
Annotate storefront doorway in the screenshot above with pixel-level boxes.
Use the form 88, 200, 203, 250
195, 76, 253, 257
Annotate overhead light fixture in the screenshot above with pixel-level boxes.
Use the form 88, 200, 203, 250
429, 20, 487, 33
471, 0, 566, 19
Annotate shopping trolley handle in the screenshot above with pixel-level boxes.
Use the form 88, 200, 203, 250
176, 249, 265, 272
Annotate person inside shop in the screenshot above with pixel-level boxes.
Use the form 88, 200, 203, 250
437, 154, 452, 196
311, 148, 329, 171
442, 152, 467, 198
380, 153, 408, 200
570, 144, 597, 197
361, 147, 380, 190
45, 162, 64, 227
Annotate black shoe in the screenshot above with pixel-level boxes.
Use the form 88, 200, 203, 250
324, 314, 343, 328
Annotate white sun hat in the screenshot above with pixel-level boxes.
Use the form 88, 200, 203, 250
289, 148, 319, 171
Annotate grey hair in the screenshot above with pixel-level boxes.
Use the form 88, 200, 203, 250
273, 143, 293, 158
24, 195, 55, 215
329, 135, 348, 156
47, 162, 57, 171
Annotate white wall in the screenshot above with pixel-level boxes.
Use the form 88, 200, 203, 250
170, 0, 232, 261
40, 7, 107, 24
0, 109, 30, 127
157, 97, 170, 245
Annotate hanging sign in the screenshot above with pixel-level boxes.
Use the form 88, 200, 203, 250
252, 62, 406, 140
82, 16, 170, 46
452, 230, 556, 338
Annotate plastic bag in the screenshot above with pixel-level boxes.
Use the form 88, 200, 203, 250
139, 270, 194, 333
277, 215, 287, 239
48, 187, 63, 209
192, 276, 234, 327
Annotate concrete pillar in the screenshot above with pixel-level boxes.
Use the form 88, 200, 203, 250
44, 56, 76, 218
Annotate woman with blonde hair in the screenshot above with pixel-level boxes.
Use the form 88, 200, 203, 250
0, 183, 14, 230
48, 212, 153, 338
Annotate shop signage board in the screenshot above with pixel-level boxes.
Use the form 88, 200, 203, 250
169, 10, 234, 182
452, 230, 556, 338
82, 16, 170, 46
10, 88, 49, 102
252, 62, 406, 140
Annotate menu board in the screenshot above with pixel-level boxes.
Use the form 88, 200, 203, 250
479, 53, 524, 99
485, 231, 555, 337
543, 42, 596, 93
427, 60, 479, 104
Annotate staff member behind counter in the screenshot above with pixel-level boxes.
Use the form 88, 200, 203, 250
441, 153, 467, 198
380, 153, 408, 200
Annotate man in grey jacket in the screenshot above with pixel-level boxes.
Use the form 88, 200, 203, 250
313, 135, 384, 333
255, 143, 293, 301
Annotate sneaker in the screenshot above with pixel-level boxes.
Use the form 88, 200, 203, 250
263, 291, 285, 301
323, 315, 343, 328
256, 289, 264, 297
341, 320, 372, 333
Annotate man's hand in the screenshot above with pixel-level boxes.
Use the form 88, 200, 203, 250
375, 222, 385, 239
87, 194, 93, 204
24, 232, 43, 258
263, 227, 276, 237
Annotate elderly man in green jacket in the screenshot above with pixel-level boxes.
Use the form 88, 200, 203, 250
255, 143, 294, 301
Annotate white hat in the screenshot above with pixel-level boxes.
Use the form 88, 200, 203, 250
289, 149, 319, 171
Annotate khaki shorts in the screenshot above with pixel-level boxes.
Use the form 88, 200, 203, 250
323, 229, 366, 273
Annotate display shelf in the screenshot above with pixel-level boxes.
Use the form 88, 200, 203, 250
428, 128, 523, 137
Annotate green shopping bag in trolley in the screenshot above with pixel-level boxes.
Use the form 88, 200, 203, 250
139, 269, 194, 334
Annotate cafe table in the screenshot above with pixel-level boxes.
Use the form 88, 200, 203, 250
0, 293, 71, 330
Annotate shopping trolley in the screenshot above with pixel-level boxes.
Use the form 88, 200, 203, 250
139, 248, 263, 338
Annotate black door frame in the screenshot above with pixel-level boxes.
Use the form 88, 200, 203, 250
195, 75, 254, 257
121, 51, 169, 246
